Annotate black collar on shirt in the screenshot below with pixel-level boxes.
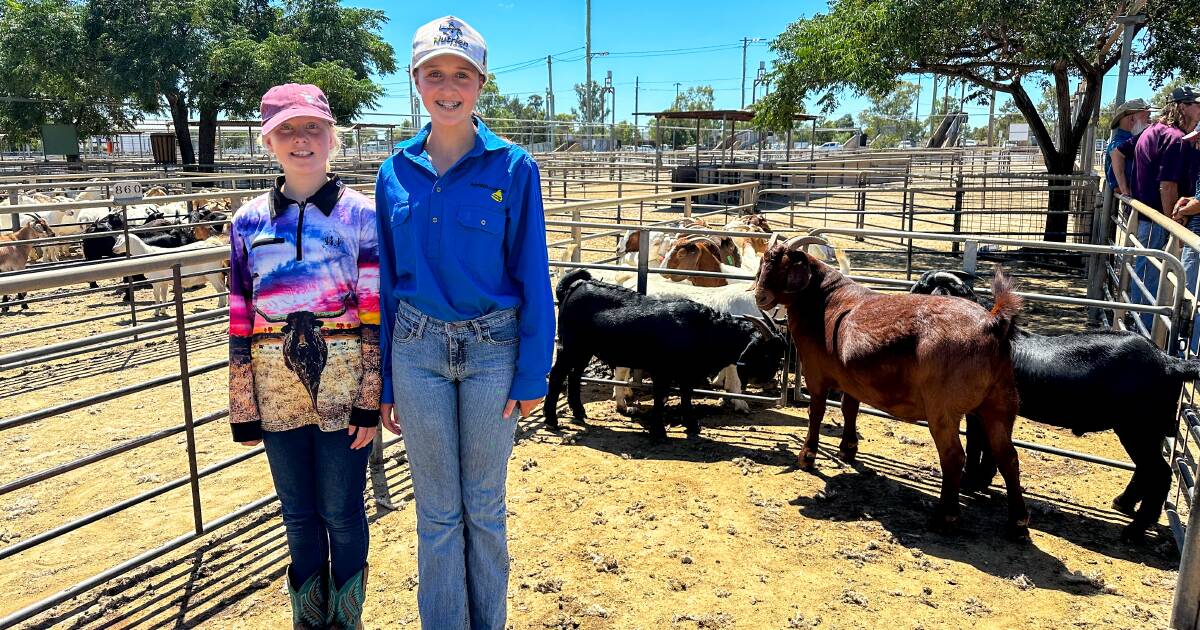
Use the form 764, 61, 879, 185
269, 174, 345, 218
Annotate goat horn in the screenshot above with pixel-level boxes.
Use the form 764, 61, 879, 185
758, 310, 782, 336
766, 232, 783, 249
783, 235, 832, 250
946, 270, 976, 281
739, 314, 774, 339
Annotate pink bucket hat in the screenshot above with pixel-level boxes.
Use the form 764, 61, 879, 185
260, 83, 336, 136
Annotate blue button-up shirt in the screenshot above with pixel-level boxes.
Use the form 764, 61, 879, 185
375, 117, 554, 403
1104, 127, 1134, 191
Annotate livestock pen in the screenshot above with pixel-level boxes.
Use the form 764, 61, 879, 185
0, 155, 1196, 628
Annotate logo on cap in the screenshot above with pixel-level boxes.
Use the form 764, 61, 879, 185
434, 20, 469, 51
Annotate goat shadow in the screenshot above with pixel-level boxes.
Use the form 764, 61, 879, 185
553, 383, 1178, 578
792, 450, 1178, 589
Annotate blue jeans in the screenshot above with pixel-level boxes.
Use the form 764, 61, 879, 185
390, 299, 518, 629
1134, 220, 1169, 330
262, 424, 370, 589
1182, 216, 1200, 353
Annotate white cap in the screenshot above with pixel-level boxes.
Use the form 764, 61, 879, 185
412, 16, 487, 77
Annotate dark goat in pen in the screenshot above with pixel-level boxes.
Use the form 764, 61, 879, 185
754, 237, 1030, 538
546, 269, 785, 439
910, 269, 1200, 541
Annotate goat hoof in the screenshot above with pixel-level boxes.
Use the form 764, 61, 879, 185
797, 449, 817, 470
1120, 524, 1148, 544
927, 510, 960, 535
838, 444, 858, 462
1111, 496, 1138, 517
543, 417, 560, 430
730, 399, 749, 413
1006, 523, 1032, 542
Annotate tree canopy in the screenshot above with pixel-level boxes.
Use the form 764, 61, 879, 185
1, 0, 395, 166
757, 0, 1200, 239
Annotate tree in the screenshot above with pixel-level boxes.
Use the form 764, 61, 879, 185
86, 0, 394, 168
757, 0, 1200, 241
654, 86, 718, 147
571, 80, 610, 126
857, 81, 922, 147
0, 0, 140, 146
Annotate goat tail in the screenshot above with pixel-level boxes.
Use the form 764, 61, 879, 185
988, 267, 1023, 338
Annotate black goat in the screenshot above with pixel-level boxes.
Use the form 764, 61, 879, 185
82, 210, 186, 300
546, 269, 786, 439
911, 269, 1200, 541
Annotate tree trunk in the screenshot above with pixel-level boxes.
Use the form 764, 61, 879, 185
166, 92, 195, 165
197, 101, 218, 172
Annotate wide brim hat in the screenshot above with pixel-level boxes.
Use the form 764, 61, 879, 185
1110, 98, 1152, 129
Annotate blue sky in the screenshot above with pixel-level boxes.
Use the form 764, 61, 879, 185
350, 0, 1163, 128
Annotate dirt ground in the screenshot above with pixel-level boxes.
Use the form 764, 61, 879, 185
1, 172, 1185, 629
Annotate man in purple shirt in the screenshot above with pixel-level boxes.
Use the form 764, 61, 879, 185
1117, 85, 1200, 329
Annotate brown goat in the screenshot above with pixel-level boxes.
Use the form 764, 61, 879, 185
723, 214, 773, 255
1, 216, 55, 313
662, 235, 735, 287
753, 237, 1029, 539
617, 217, 710, 264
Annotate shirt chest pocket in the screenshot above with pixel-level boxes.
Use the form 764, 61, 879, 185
454, 205, 506, 276
388, 201, 416, 273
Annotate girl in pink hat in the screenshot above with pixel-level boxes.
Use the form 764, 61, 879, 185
228, 83, 380, 629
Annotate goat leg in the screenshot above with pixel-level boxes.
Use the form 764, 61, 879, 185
1117, 430, 1170, 543
961, 414, 995, 494
647, 378, 669, 440
799, 389, 828, 470
838, 395, 860, 462
0, 294, 9, 314
680, 386, 699, 435
927, 414, 966, 534
977, 408, 1030, 541
543, 353, 574, 429
567, 361, 587, 421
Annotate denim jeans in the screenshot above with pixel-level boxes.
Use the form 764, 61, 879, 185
1182, 216, 1200, 353
390, 299, 518, 629
1134, 220, 1170, 330
261, 424, 370, 589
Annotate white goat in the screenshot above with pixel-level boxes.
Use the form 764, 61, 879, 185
112, 233, 228, 317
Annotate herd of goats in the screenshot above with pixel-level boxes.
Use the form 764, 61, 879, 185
546, 214, 1196, 544
0, 185, 230, 315
0, 188, 1194, 544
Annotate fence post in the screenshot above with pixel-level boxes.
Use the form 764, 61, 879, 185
171, 264, 204, 535
369, 432, 396, 509
1172, 490, 1200, 630
571, 207, 582, 263
636, 228, 650, 295
1088, 188, 1116, 326
120, 203, 139, 337
683, 194, 692, 219
951, 173, 965, 255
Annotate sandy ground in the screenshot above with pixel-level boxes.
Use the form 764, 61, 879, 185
1, 171, 1184, 629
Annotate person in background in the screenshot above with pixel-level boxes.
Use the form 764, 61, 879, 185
1117, 86, 1200, 330
228, 83, 380, 629
1107, 98, 1152, 196
375, 16, 555, 629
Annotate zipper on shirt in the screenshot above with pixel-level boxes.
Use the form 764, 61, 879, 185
296, 201, 307, 261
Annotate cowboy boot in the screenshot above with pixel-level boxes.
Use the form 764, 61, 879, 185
286, 565, 328, 630
326, 563, 368, 630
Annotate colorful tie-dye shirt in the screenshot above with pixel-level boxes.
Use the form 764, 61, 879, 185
227, 176, 381, 441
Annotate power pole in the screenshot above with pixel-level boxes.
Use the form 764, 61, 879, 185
741, 37, 749, 109
929, 74, 938, 136
547, 55, 555, 148
913, 74, 922, 142
634, 76, 640, 128
585, 0, 592, 145
675, 82, 682, 104
987, 87, 996, 146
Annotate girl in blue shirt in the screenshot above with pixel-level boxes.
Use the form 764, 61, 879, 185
375, 16, 554, 628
